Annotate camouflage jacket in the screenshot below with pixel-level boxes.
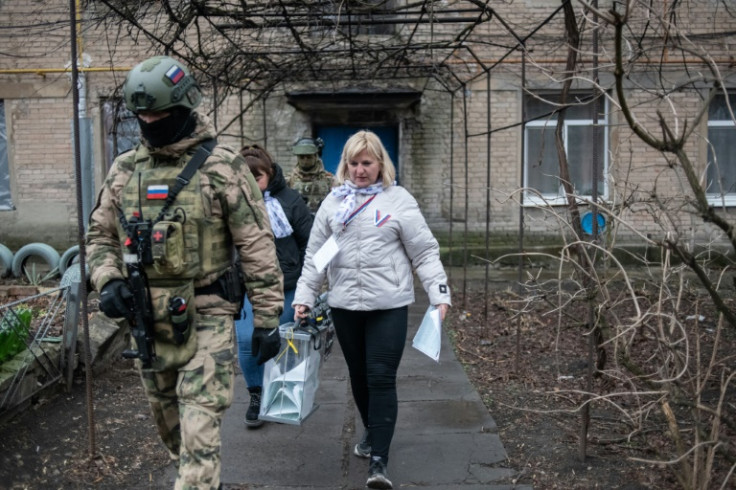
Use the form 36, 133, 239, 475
86, 112, 284, 328
286, 160, 334, 214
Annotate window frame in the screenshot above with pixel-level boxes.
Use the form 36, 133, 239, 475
523, 93, 609, 206
314, 0, 396, 38
101, 97, 140, 172
0, 99, 13, 211
706, 93, 736, 207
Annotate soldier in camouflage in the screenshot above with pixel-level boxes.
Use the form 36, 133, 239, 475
286, 137, 335, 214
86, 56, 284, 490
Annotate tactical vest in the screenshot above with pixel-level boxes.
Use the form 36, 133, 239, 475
118, 148, 232, 283
290, 172, 333, 214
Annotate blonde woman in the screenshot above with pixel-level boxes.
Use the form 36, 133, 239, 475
293, 130, 451, 489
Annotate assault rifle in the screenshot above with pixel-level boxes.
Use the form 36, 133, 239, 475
114, 139, 216, 368
119, 213, 157, 369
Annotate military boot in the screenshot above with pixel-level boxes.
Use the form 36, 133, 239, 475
245, 386, 264, 428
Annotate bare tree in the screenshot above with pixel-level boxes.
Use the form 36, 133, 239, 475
499, 1, 736, 487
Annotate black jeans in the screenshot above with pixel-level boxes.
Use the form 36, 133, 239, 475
331, 306, 408, 462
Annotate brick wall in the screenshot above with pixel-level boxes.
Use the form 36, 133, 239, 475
0, 0, 734, 250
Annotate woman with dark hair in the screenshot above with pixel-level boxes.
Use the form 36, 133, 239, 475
293, 130, 451, 489
236, 145, 313, 428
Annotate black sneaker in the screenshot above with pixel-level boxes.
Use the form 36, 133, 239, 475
354, 429, 371, 458
366, 456, 392, 489
245, 387, 264, 428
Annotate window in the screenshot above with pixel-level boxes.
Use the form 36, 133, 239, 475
524, 93, 608, 205
101, 98, 139, 171
316, 0, 396, 37
707, 93, 736, 205
0, 100, 12, 211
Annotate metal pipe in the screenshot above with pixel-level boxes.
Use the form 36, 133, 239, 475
462, 85, 469, 310
0, 55, 730, 77
68, 0, 95, 459
483, 70, 491, 329
0, 67, 131, 74
448, 90, 455, 285
215, 15, 483, 29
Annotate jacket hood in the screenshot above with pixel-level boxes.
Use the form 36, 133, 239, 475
267, 162, 288, 195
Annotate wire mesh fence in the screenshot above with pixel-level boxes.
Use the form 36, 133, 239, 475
0, 283, 79, 419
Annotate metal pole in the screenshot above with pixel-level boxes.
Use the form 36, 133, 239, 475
515, 53, 527, 374
68, 0, 95, 458
484, 71, 492, 330
448, 91, 455, 284
462, 85, 469, 310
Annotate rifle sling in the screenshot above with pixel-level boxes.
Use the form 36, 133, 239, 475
154, 138, 217, 223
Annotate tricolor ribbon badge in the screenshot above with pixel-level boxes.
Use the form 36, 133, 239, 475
374, 209, 391, 227
165, 65, 185, 85
147, 184, 169, 200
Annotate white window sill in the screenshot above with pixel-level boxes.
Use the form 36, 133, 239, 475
706, 196, 736, 208
522, 195, 604, 207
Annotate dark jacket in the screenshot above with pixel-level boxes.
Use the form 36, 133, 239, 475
268, 162, 313, 290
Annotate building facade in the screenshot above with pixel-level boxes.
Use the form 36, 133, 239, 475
0, 0, 734, 260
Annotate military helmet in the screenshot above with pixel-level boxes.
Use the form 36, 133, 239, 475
123, 56, 202, 114
293, 137, 324, 156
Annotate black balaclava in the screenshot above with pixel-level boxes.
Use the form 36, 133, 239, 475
138, 106, 197, 148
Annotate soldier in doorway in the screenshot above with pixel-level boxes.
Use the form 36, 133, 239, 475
286, 137, 334, 214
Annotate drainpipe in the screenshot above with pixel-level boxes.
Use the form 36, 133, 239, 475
66, 0, 94, 229
65, 55, 94, 230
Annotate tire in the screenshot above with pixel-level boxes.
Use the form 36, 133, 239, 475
11, 243, 61, 279
0, 243, 13, 278
59, 245, 80, 276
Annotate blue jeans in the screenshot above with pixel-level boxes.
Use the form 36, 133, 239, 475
235, 288, 296, 389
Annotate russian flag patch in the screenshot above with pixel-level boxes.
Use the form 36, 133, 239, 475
165, 65, 185, 85
147, 184, 169, 200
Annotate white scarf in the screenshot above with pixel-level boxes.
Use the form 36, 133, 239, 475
264, 191, 293, 238
331, 180, 385, 224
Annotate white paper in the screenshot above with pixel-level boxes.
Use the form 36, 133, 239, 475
313, 235, 339, 273
261, 359, 308, 419
412, 306, 442, 362
262, 381, 304, 419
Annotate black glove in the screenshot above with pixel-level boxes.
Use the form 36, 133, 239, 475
252, 327, 280, 365
98, 279, 133, 318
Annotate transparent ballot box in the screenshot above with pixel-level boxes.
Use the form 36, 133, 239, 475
259, 322, 326, 425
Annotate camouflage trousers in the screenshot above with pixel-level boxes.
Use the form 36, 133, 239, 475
140, 313, 235, 490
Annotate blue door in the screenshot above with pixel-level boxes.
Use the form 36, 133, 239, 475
316, 126, 399, 182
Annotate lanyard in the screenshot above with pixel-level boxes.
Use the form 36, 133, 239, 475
343, 195, 376, 230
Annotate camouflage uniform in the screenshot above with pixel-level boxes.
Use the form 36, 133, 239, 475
86, 112, 283, 490
286, 155, 334, 214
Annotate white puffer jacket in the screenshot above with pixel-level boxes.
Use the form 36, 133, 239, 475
293, 185, 451, 311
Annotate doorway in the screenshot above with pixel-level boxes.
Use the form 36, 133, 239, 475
315, 125, 399, 182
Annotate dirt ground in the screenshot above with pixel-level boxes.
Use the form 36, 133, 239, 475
450, 279, 735, 490
0, 359, 169, 490
0, 277, 734, 489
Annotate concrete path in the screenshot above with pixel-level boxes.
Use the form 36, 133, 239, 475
158, 287, 530, 489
